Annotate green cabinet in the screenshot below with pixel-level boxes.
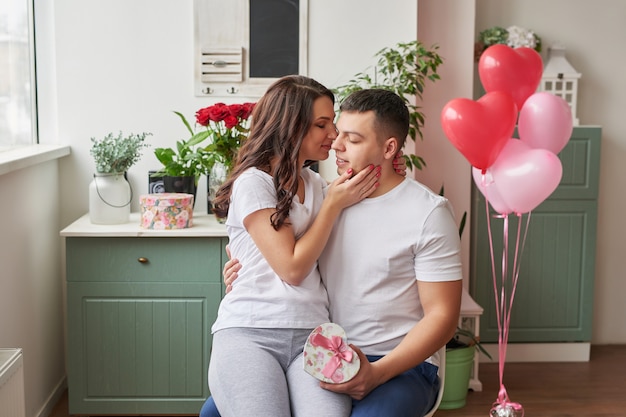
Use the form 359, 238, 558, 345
470, 126, 601, 343
62, 215, 227, 415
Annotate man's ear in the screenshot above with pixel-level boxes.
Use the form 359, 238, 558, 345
383, 137, 399, 160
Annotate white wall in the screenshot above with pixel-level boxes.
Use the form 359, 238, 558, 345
52, 0, 203, 226
313, 2, 417, 180
0, 160, 66, 417
416, 0, 476, 289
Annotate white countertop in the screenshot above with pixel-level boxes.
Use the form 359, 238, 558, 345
60, 212, 228, 237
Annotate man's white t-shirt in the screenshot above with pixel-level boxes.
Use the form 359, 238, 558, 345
211, 167, 330, 333
318, 178, 462, 365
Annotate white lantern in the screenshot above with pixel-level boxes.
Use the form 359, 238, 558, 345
540, 44, 581, 125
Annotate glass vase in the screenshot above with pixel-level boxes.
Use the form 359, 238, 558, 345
208, 163, 228, 222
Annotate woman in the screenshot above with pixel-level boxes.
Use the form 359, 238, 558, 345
208, 75, 380, 417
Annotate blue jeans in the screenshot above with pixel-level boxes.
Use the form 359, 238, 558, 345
200, 356, 440, 417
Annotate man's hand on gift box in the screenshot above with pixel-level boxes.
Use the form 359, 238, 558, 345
319, 344, 383, 400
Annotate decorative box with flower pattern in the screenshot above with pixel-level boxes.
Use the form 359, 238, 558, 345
139, 193, 194, 229
303, 323, 361, 384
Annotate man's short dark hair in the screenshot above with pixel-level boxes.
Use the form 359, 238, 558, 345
340, 89, 410, 148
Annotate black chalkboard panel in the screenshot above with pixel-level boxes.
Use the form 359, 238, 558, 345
249, 0, 299, 78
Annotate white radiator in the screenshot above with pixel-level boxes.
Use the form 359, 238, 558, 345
0, 348, 26, 417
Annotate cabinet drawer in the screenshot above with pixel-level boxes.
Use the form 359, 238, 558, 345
66, 237, 224, 283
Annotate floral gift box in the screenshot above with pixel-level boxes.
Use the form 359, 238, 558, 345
139, 193, 194, 229
303, 323, 361, 384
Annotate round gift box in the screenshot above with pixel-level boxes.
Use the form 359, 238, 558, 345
139, 193, 194, 229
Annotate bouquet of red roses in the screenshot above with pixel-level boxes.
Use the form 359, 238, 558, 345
195, 102, 255, 171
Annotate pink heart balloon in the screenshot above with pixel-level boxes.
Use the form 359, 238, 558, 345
441, 91, 517, 171
518, 92, 573, 154
472, 167, 513, 215
479, 45, 543, 111
490, 139, 563, 214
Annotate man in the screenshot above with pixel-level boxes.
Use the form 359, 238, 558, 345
202, 89, 462, 416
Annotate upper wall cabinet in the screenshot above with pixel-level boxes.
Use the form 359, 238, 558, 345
194, 0, 308, 98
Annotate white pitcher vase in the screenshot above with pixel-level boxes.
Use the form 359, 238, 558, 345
89, 172, 132, 224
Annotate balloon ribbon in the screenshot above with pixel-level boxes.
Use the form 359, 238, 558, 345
484, 184, 531, 417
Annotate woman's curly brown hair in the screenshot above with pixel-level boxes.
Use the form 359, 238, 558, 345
212, 75, 335, 230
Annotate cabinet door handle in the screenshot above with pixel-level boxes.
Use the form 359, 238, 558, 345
137, 257, 149, 264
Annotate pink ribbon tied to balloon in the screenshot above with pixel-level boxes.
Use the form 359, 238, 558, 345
303, 323, 360, 383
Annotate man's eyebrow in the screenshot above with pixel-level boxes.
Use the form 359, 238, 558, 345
340, 129, 365, 138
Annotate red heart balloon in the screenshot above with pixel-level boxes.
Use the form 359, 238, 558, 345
479, 45, 543, 110
441, 91, 517, 171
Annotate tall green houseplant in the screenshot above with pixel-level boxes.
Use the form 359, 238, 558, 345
333, 40, 443, 171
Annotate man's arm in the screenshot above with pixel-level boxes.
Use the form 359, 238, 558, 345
320, 279, 462, 400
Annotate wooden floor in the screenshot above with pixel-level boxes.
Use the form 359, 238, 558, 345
51, 345, 626, 417
436, 344, 626, 417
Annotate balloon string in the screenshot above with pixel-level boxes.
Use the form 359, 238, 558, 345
495, 212, 532, 414
481, 180, 508, 390
498, 213, 509, 386
482, 174, 527, 415
481, 173, 502, 336
483, 183, 501, 337
506, 212, 532, 343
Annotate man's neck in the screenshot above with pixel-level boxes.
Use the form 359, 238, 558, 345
368, 167, 405, 198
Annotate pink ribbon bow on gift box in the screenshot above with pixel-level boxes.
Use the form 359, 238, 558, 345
310, 333, 354, 379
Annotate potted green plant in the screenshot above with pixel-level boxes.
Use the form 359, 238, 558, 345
89, 131, 151, 224
332, 40, 443, 171
152, 111, 213, 200
475, 25, 542, 62
440, 327, 492, 410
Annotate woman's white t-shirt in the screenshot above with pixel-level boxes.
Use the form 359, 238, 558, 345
211, 167, 330, 333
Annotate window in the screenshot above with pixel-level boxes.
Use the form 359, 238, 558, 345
0, 0, 37, 150
194, 0, 308, 98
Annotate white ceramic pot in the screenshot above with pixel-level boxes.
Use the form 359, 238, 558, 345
89, 172, 131, 224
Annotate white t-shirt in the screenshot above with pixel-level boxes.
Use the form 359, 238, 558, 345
211, 167, 330, 333
318, 178, 462, 365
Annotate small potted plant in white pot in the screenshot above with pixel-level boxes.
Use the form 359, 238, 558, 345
89, 131, 151, 224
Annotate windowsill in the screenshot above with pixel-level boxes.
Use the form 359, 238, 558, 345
0, 144, 71, 177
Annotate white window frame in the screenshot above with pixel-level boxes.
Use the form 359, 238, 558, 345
0, 0, 38, 150
193, 0, 308, 98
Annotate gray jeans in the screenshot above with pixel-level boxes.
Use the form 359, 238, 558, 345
208, 327, 351, 417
